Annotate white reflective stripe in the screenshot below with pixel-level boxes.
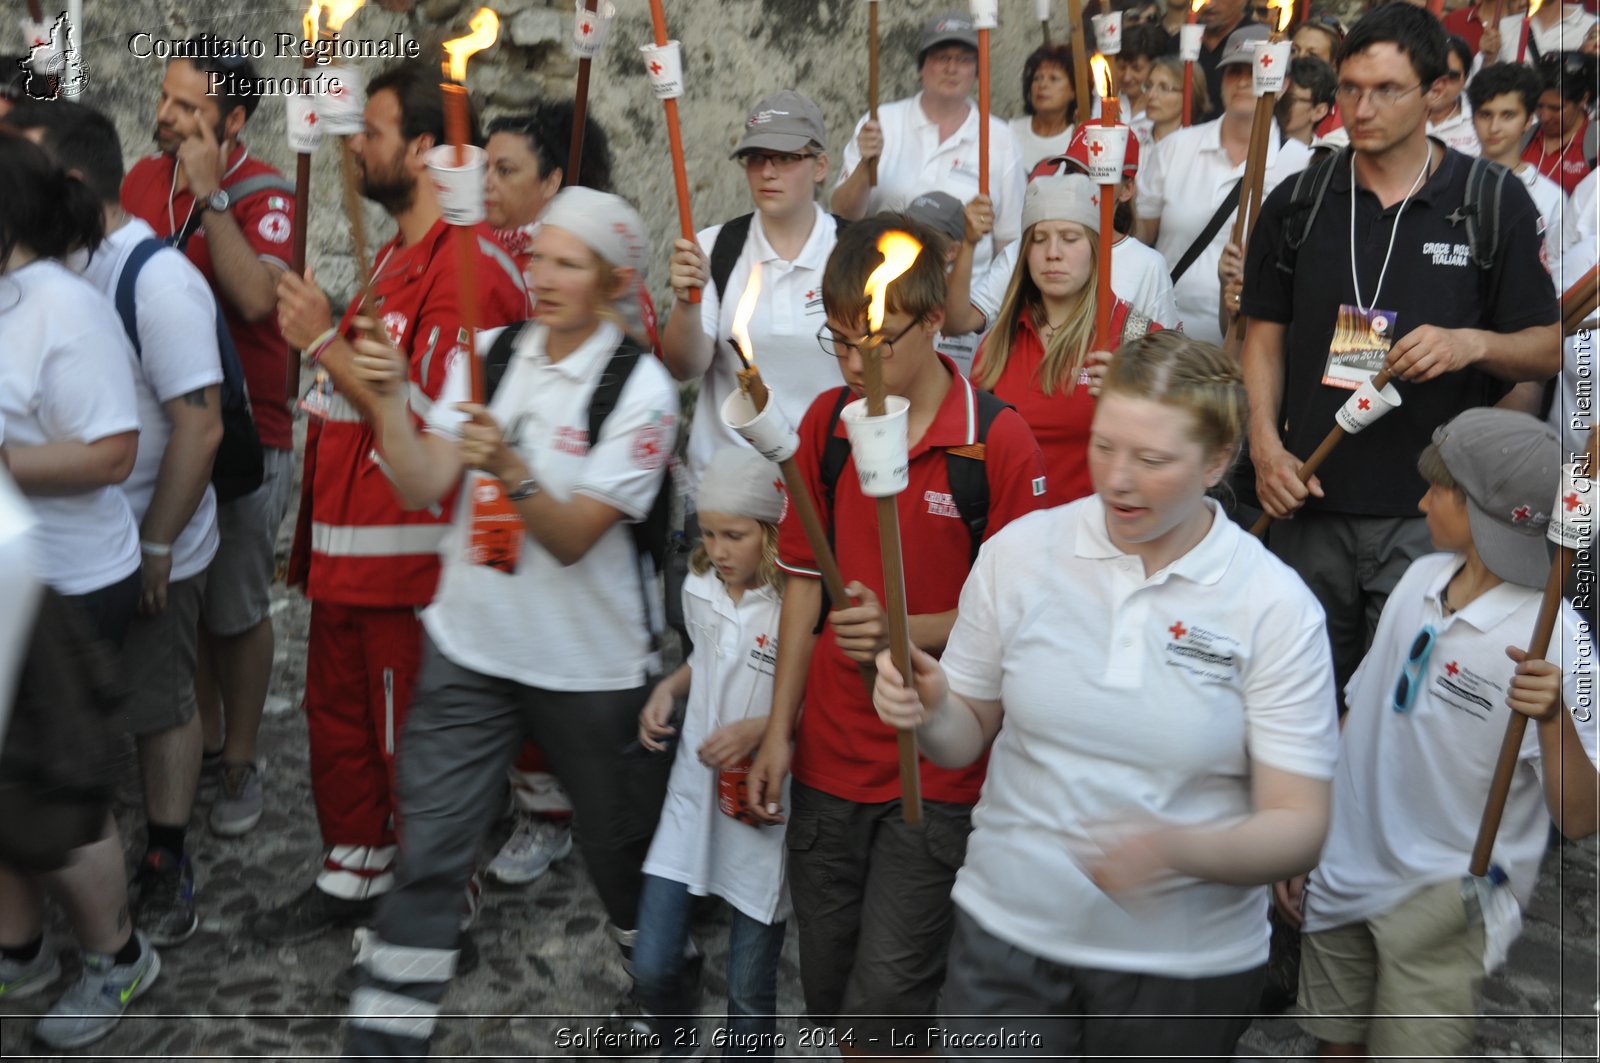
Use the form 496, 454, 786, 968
383, 668, 395, 756
325, 393, 364, 423
318, 866, 395, 899
349, 986, 439, 1040
311, 522, 447, 557
356, 936, 457, 984
326, 844, 397, 871
407, 384, 434, 421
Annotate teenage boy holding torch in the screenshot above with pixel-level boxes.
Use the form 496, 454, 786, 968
747, 216, 1047, 1058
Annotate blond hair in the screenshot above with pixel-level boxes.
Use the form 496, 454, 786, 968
975, 222, 1099, 397
689, 520, 785, 596
1101, 331, 1248, 463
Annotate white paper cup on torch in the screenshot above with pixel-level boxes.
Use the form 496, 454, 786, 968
968, 0, 998, 29
285, 94, 322, 154
1333, 378, 1402, 434
570, 0, 615, 59
1179, 23, 1204, 61
1034, 0, 1051, 19
640, 40, 685, 100
426, 145, 488, 227
1082, 124, 1131, 184
722, 389, 800, 464
1093, 12, 1124, 54
1253, 41, 1291, 95
317, 64, 366, 136
1548, 463, 1595, 551
841, 396, 912, 497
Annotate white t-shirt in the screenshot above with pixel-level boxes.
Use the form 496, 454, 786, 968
0, 260, 141, 596
1550, 231, 1596, 457
1007, 115, 1075, 174
0, 463, 41, 746
1563, 166, 1597, 254
423, 320, 678, 691
1305, 553, 1596, 932
1427, 102, 1481, 157
1137, 118, 1313, 343
643, 569, 789, 924
78, 218, 222, 582
1530, 6, 1598, 57
1514, 162, 1569, 279
941, 497, 1340, 977
972, 232, 1181, 330
837, 93, 1027, 279
685, 206, 842, 494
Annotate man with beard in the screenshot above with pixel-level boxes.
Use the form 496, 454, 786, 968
251, 59, 528, 948
119, 39, 295, 935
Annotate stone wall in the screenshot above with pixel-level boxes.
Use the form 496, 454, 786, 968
43, 0, 1063, 307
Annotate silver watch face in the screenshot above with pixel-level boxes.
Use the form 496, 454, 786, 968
208, 190, 230, 211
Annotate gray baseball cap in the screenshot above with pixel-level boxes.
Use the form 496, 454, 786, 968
920, 12, 979, 61
1433, 408, 1562, 588
905, 191, 966, 245
731, 90, 827, 157
1217, 23, 1271, 68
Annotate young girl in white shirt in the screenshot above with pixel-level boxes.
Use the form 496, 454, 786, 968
630, 446, 789, 1061
873, 330, 1341, 1059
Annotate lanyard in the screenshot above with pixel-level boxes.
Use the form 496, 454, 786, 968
1349, 144, 1432, 315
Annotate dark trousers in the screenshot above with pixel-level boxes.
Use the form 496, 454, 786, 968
343, 635, 670, 1059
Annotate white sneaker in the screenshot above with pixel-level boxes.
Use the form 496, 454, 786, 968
34, 932, 160, 1049
487, 815, 573, 885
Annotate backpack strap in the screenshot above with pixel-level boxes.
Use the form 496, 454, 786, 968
1462, 156, 1507, 272
112, 238, 169, 359
1277, 149, 1343, 273
817, 388, 855, 526
946, 387, 1012, 564
587, 336, 646, 445
708, 213, 756, 302
483, 320, 530, 404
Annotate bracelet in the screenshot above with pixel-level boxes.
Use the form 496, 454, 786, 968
305, 327, 339, 365
140, 540, 173, 557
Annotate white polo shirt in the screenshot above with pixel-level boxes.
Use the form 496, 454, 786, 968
0, 260, 141, 596
1305, 553, 1596, 933
941, 496, 1340, 977
0, 462, 41, 746
78, 218, 223, 583
1563, 166, 1596, 254
423, 320, 678, 691
1427, 103, 1481, 157
972, 233, 1181, 330
1514, 162, 1568, 278
1530, 6, 1597, 57
1007, 114, 1075, 174
1136, 118, 1312, 343
837, 93, 1027, 279
685, 205, 842, 494
643, 568, 789, 925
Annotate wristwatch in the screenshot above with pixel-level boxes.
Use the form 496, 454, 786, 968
203, 188, 231, 213
506, 477, 541, 502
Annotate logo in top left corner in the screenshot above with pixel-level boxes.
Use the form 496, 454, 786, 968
17, 11, 89, 100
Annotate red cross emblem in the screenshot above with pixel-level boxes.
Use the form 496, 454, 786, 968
1357, 397, 1371, 411
805, 289, 815, 300
1089, 139, 1105, 156
1512, 505, 1532, 523
1259, 53, 1274, 68
649, 60, 663, 75
1446, 661, 1459, 676
1107, 22, 1118, 36
772, 478, 785, 493
1168, 621, 1187, 639
1565, 492, 1583, 511
580, 21, 592, 35
755, 633, 769, 648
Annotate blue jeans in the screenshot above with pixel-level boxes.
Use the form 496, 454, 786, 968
634, 873, 786, 1061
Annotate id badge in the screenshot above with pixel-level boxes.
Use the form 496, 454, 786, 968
1322, 305, 1397, 390
298, 370, 334, 419
465, 473, 523, 574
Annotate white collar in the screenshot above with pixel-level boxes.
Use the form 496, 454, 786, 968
515, 319, 622, 381
1073, 495, 1236, 586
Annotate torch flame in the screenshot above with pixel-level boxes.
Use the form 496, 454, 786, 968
1089, 54, 1115, 102
864, 232, 923, 335
443, 7, 500, 82
302, 0, 323, 43
731, 261, 763, 369
324, 0, 365, 32
1271, 0, 1293, 36
1190, 0, 1205, 12
1527, 0, 1544, 17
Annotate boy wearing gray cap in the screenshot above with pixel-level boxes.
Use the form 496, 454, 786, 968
1281, 409, 1597, 1060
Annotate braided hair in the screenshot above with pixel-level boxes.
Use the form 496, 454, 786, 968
1101, 331, 1248, 466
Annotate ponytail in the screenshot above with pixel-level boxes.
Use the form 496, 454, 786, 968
0, 128, 104, 270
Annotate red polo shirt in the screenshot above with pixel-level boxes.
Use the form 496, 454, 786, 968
777, 360, 1049, 805
1523, 116, 1593, 196
287, 218, 530, 608
972, 300, 1154, 506
122, 145, 296, 451
1442, 7, 1491, 55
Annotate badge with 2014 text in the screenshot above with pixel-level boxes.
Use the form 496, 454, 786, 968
1323, 305, 1397, 390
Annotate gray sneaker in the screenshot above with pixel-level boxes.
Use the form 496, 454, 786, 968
210, 762, 263, 837
0, 942, 61, 1001
33, 933, 160, 1050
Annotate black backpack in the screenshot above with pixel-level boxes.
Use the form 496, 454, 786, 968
708, 211, 851, 301
113, 238, 265, 503
816, 384, 1013, 569
484, 322, 673, 647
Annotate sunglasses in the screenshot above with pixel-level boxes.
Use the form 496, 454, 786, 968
1392, 624, 1437, 714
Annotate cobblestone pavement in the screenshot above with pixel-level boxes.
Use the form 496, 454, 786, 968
2, 496, 1596, 1061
